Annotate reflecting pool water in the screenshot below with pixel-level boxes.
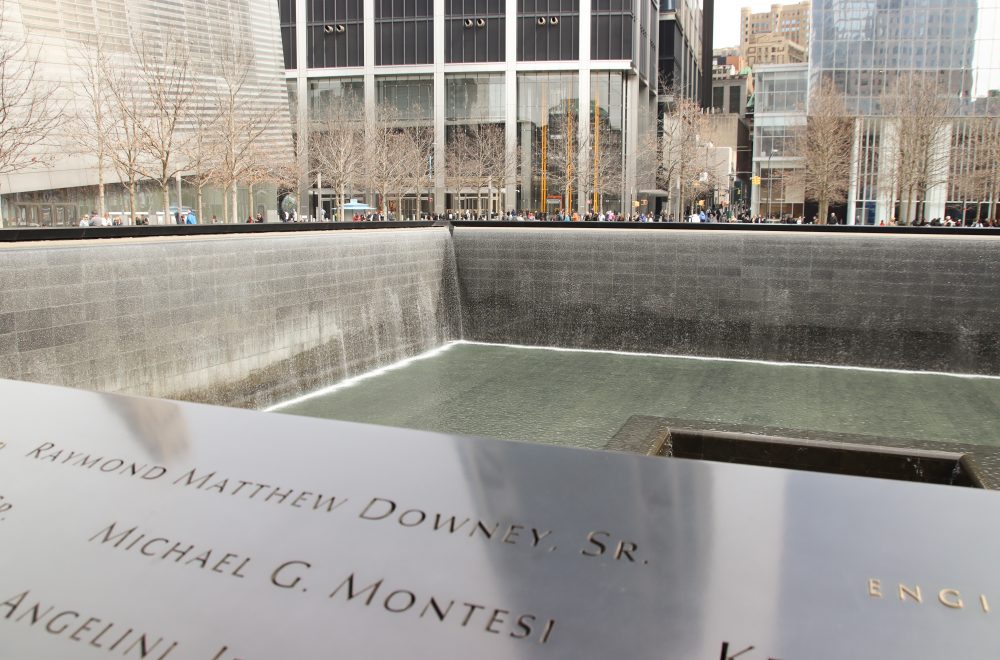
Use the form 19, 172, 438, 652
270, 342, 1000, 450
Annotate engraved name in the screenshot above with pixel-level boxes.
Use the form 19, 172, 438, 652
25, 442, 166, 480
1, 589, 179, 658
89, 522, 252, 579
868, 578, 992, 612
322, 571, 557, 645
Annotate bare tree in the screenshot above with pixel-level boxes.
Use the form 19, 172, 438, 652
977, 117, 1000, 224
584, 114, 624, 213
311, 95, 365, 221
446, 123, 509, 215
0, 0, 60, 225
363, 104, 412, 217
791, 80, 853, 224
103, 52, 147, 223
953, 116, 1000, 224
132, 32, 193, 225
214, 38, 278, 223
542, 103, 582, 212
881, 73, 954, 224
243, 144, 294, 221
641, 82, 708, 219
446, 127, 480, 213
71, 37, 115, 219
183, 99, 220, 224
399, 124, 434, 218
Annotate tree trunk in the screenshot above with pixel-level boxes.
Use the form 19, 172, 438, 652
338, 187, 345, 222
223, 186, 229, 225
818, 198, 829, 226
247, 184, 254, 220
98, 159, 106, 220
197, 186, 204, 226
231, 184, 239, 224
163, 186, 171, 226
128, 183, 137, 225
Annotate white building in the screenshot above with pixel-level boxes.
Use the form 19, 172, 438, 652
0, 0, 292, 226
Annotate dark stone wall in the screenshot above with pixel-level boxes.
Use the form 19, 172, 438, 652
452, 227, 1000, 375
0, 228, 461, 408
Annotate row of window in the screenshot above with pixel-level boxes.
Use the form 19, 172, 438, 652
281, 9, 648, 67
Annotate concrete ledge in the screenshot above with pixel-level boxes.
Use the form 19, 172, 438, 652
0, 221, 434, 242
451, 220, 1000, 236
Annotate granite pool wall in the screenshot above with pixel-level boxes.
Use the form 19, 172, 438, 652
2, 225, 999, 409
451, 227, 1000, 375
0, 228, 461, 408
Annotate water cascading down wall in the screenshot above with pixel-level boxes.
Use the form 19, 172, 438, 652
2, 226, 999, 409
0, 229, 461, 408
451, 227, 1000, 375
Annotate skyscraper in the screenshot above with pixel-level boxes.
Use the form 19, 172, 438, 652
810, 0, 1000, 223
281, 0, 668, 216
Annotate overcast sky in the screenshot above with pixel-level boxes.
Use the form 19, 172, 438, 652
713, 0, 784, 49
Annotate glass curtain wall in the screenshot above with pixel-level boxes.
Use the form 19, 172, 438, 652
445, 73, 506, 213
308, 77, 364, 120
517, 72, 579, 213
752, 66, 807, 219
376, 75, 434, 121
588, 71, 626, 213
812, 0, 1000, 223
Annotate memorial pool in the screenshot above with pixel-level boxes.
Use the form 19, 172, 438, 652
269, 341, 1000, 449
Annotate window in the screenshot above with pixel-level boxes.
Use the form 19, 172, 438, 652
518, 0, 580, 61
446, 74, 505, 123
308, 78, 364, 119
728, 86, 742, 114
591, 8, 634, 61
307, 0, 364, 68
446, 0, 505, 63
712, 86, 724, 110
375, 0, 433, 65
280, 0, 296, 69
376, 75, 434, 121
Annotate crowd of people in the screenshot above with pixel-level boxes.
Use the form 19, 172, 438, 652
73, 205, 997, 227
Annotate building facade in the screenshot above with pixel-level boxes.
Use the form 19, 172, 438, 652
739, 2, 809, 68
740, 1, 810, 50
0, 0, 292, 227
750, 62, 806, 218
658, 0, 704, 104
708, 64, 753, 211
810, 0, 1000, 224
744, 32, 806, 67
282, 0, 663, 217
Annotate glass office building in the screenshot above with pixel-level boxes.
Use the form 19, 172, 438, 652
281, 0, 666, 216
809, 0, 1000, 223
750, 63, 808, 218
